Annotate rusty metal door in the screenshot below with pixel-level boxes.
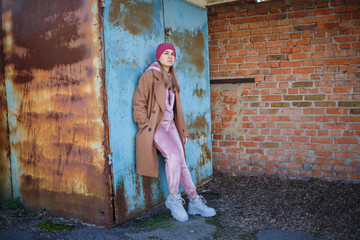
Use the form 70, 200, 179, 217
0, 1, 12, 201
1, 0, 114, 227
104, 0, 212, 223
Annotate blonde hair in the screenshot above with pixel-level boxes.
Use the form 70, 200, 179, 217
158, 61, 180, 93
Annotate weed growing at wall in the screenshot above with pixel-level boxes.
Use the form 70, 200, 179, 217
0, 197, 24, 215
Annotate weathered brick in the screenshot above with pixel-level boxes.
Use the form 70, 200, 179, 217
271, 102, 291, 107
317, 1, 329, 8
290, 53, 309, 60
294, 68, 315, 74
315, 102, 336, 107
281, 61, 301, 67
260, 142, 280, 148
338, 101, 360, 107
292, 102, 312, 107
335, 152, 358, 158
266, 55, 288, 61
292, 82, 313, 88
217, 159, 233, 167
294, 24, 316, 31
327, 108, 349, 114
208, 0, 360, 182
266, 13, 287, 21
335, 5, 359, 13
284, 95, 303, 101
305, 95, 326, 100
289, 11, 309, 18
271, 68, 292, 74
212, 147, 224, 153
317, 22, 340, 29
350, 109, 360, 115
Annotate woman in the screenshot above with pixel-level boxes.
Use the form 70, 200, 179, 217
132, 43, 216, 222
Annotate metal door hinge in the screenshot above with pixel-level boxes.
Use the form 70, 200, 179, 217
100, 0, 105, 8
165, 27, 172, 36
108, 153, 113, 166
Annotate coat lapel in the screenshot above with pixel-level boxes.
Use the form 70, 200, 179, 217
153, 70, 166, 113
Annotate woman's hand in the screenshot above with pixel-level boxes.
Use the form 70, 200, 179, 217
184, 137, 188, 145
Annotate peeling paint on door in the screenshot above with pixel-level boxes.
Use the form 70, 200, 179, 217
0, 1, 12, 201
1, 0, 113, 227
109, 0, 155, 35
187, 113, 210, 140
193, 83, 206, 98
172, 28, 206, 77
104, 0, 166, 224
165, 0, 213, 188
104, 0, 212, 224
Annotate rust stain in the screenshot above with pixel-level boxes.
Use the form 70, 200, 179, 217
9, 0, 89, 83
199, 143, 211, 167
20, 174, 112, 227
0, 6, 12, 200
172, 28, 205, 76
3, 0, 113, 226
115, 178, 128, 223
186, 113, 209, 140
193, 83, 205, 98
134, 174, 142, 199
142, 176, 153, 209
114, 175, 164, 224
120, 59, 137, 66
48, 68, 91, 87
186, 114, 211, 184
195, 169, 200, 187
109, 0, 154, 35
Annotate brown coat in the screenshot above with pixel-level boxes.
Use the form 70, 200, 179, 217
132, 69, 189, 177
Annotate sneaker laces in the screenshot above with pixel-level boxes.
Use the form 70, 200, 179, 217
173, 196, 186, 210
198, 195, 208, 206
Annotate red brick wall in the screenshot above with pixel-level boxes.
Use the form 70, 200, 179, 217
208, 0, 360, 182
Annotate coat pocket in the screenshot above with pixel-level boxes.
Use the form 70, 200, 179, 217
137, 118, 149, 130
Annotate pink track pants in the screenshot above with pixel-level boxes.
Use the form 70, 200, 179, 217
154, 120, 197, 198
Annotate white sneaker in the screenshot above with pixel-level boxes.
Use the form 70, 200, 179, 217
188, 195, 216, 217
165, 194, 188, 222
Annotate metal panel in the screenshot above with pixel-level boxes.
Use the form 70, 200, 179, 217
164, 0, 213, 186
0, 1, 12, 201
1, 0, 113, 227
105, 0, 212, 223
104, 0, 167, 223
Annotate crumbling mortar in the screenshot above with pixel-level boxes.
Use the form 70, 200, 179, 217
211, 83, 243, 139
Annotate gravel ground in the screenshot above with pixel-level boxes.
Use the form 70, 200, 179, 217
1, 173, 359, 240
196, 173, 360, 240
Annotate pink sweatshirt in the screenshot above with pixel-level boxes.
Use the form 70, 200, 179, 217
146, 62, 175, 121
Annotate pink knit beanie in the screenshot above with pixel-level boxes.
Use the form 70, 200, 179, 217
155, 43, 176, 60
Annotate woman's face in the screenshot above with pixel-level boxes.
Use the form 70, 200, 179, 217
158, 49, 175, 69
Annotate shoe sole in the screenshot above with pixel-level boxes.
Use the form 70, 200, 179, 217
188, 208, 216, 217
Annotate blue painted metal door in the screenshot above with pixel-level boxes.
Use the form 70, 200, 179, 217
104, 0, 212, 223
164, 0, 213, 190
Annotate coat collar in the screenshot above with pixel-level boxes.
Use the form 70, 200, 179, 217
152, 69, 162, 80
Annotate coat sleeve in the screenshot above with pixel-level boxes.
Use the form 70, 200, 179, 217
132, 72, 152, 130
182, 111, 190, 138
